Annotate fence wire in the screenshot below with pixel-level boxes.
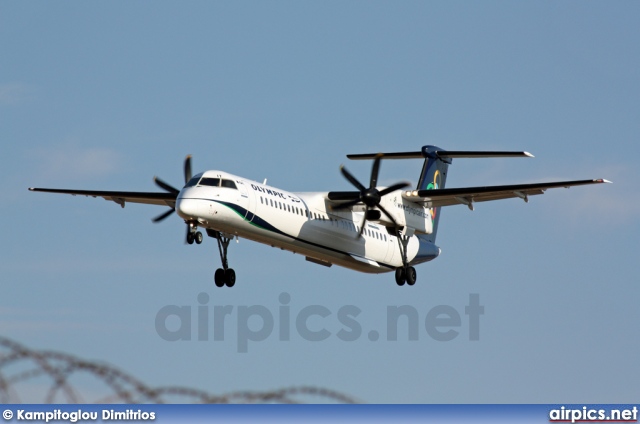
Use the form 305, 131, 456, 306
0, 336, 358, 404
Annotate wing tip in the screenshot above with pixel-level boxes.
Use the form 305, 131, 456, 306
524, 151, 535, 158
598, 178, 612, 184
28, 187, 35, 191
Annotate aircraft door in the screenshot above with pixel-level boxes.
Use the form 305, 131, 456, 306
236, 180, 255, 222
383, 230, 396, 264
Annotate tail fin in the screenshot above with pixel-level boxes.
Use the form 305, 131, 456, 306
346, 145, 533, 243
417, 146, 450, 243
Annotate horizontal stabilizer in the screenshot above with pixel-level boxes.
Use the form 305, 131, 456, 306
347, 150, 533, 160
402, 179, 610, 208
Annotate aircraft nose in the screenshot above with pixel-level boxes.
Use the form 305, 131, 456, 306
176, 198, 201, 220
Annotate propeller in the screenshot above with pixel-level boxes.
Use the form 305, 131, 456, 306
184, 154, 192, 184
330, 154, 410, 237
151, 156, 193, 240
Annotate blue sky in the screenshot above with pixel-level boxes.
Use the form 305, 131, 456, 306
1, 1, 639, 403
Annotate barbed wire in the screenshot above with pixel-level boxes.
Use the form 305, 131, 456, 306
0, 336, 358, 404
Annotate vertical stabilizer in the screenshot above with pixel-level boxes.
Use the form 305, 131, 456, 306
416, 145, 450, 243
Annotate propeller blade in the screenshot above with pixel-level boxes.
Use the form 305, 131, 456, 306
377, 204, 399, 228
184, 155, 192, 184
378, 181, 411, 197
340, 165, 367, 192
154, 176, 180, 195
357, 209, 368, 238
369, 154, 383, 188
332, 198, 362, 210
152, 208, 175, 223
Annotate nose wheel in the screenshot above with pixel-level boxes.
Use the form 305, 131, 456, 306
186, 222, 203, 245
186, 231, 203, 245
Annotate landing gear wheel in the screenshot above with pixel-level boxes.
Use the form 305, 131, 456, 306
406, 266, 417, 286
195, 231, 203, 244
395, 268, 406, 286
224, 269, 236, 287
214, 268, 225, 287
186, 232, 195, 245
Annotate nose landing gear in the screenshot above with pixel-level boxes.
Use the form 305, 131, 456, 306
186, 230, 203, 245
186, 222, 203, 245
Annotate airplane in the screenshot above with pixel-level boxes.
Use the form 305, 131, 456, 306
29, 145, 609, 287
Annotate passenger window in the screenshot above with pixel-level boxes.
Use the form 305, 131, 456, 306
270, 199, 274, 207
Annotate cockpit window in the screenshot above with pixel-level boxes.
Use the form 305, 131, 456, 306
184, 175, 202, 188
195, 177, 238, 190
199, 177, 221, 187
221, 179, 237, 190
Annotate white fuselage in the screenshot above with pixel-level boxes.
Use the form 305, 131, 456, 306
176, 170, 440, 273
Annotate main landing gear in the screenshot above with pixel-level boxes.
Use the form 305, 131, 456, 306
185, 224, 236, 287
212, 231, 236, 288
395, 266, 417, 286
394, 228, 417, 287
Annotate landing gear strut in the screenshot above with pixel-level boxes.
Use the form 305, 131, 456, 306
211, 231, 236, 288
394, 228, 417, 287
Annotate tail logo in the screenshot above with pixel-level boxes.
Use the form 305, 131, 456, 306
425, 170, 441, 221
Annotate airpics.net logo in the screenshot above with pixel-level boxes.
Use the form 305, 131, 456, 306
549, 406, 638, 423
154, 293, 484, 353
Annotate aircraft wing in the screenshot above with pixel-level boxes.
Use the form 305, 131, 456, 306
402, 179, 610, 208
28, 188, 177, 208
